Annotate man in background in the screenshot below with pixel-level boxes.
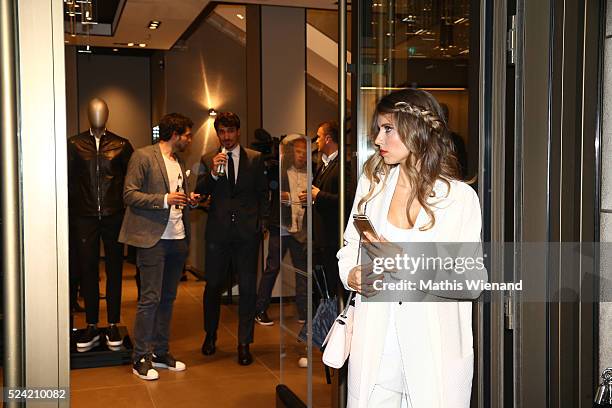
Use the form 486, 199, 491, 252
300, 121, 341, 299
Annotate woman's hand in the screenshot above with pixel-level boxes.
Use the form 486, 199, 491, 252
362, 232, 403, 271
347, 263, 381, 297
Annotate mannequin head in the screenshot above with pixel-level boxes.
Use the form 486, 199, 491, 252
87, 98, 109, 130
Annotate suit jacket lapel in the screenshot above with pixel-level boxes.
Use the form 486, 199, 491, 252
234, 146, 247, 191
315, 156, 338, 186
153, 144, 171, 193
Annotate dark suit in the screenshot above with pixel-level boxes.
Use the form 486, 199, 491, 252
312, 154, 341, 297
119, 143, 191, 361
196, 146, 268, 345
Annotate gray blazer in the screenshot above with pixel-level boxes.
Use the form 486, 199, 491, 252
119, 144, 191, 248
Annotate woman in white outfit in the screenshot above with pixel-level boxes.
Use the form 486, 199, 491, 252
337, 89, 486, 408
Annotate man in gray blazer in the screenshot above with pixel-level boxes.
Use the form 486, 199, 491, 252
119, 113, 198, 381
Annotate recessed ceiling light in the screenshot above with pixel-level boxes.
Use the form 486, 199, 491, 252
236, 14, 244, 20
127, 42, 134, 47
148, 20, 161, 29
139, 43, 146, 47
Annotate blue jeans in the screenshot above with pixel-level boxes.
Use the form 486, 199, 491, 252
132, 239, 188, 361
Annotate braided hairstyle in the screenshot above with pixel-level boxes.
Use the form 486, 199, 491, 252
358, 88, 461, 230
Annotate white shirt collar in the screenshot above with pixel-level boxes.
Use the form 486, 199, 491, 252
226, 144, 240, 157
322, 150, 338, 167
89, 128, 107, 138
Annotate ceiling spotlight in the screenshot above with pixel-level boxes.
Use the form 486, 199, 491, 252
208, 108, 217, 117
127, 42, 134, 47
148, 20, 161, 29
139, 43, 146, 47
236, 13, 244, 20
113, 48, 118, 52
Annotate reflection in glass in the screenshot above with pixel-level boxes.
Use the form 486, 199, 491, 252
278, 134, 314, 405
357, 0, 473, 179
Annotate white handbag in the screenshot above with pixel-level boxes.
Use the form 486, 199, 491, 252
322, 212, 365, 369
321, 291, 355, 369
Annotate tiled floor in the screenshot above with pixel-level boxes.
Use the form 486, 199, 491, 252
71, 263, 332, 407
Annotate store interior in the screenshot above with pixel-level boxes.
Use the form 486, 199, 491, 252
64, 0, 475, 406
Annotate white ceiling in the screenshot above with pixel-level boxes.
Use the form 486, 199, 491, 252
64, 0, 338, 50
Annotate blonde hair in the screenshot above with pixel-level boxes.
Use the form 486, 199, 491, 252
358, 89, 461, 230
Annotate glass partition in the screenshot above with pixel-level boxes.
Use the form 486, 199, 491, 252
277, 134, 332, 407
277, 134, 313, 404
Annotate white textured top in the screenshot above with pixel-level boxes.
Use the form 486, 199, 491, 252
161, 154, 185, 240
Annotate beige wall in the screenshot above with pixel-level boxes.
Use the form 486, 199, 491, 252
164, 19, 248, 173
164, 12, 248, 273
77, 54, 151, 149
261, 6, 306, 137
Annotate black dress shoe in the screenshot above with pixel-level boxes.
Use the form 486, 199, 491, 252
237, 344, 253, 366
201, 334, 216, 356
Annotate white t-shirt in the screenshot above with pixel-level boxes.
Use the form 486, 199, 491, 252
286, 165, 308, 234
161, 154, 186, 240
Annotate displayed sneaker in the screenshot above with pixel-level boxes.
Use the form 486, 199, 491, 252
132, 356, 159, 381
105, 324, 123, 348
152, 353, 186, 372
76, 325, 100, 349
255, 311, 274, 326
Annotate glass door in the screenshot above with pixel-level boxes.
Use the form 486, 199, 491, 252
277, 135, 316, 406
353, 0, 477, 180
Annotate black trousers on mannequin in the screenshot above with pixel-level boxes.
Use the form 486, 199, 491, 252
69, 222, 81, 309
73, 212, 124, 324
203, 238, 260, 345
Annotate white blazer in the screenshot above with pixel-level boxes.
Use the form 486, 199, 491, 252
337, 166, 486, 408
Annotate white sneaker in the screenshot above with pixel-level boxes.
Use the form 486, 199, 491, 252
152, 353, 186, 372
132, 357, 159, 381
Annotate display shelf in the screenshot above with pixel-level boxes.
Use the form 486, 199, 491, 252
70, 325, 132, 369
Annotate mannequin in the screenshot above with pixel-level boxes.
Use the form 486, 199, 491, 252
67, 98, 134, 352
89, 97, 109, 138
